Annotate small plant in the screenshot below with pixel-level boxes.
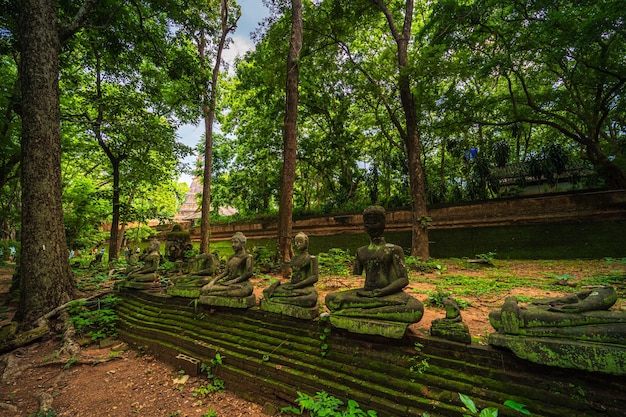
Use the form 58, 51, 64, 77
201, 408, 217, 417
474, 252, 497, 263
64, 357, 78, 369
281, 391, 377, 416
408, 343, 429, 380
68, 295, 120, 341
194, 353, 225, 397
27, 409, 57, 417
459, 393, 531, 416
319, 326, 331, 357
459, 393, 498, 417
405, 257, 443, 273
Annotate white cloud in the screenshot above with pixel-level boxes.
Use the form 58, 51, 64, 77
222, 35, 255, 72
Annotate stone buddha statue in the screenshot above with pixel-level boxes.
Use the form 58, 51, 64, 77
489, 286, 626, 340
122, 239, 161, 288
167, 252, 218, 297
198, 232, 256, 308
489, 286, 626, 373
263, 232, 318, 307
324, 206, 423, 337
261, 232, 319, 318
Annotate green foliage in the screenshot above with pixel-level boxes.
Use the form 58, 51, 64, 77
251, 245, 277, 272
68, 296, 120, 341
282, 391, 377, 417
27, 410, 57, 417
459, 393, 498, 417
406, 257, 443, 273
194, 354, 225, 397
201, 409, 217, 417
503, 400, 531, 415
319, 324, 331, 357
317, 248, 352, 276
459, 393, 531, 417
474, 252, 497, 263
425, 287, 469, 309
408, 343, 430, 380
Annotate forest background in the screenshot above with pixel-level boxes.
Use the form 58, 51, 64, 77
0, 0, 625, 327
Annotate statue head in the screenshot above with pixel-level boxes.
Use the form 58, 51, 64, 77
363, 205, 386, 238
149, 239, 160, 252
232, 232, 247, 247
294, 232, 309, 251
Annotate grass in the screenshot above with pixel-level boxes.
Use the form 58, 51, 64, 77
407, 258, 626, 304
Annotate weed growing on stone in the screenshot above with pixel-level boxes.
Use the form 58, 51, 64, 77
458, 393, 531, 416
194, 353, 225, 397
281, 391, 377, 416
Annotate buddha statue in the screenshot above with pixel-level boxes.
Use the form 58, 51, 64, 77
261, 233, 319, 318
324, 206, 423, 336
121, 240, 161, 288
198, 232, 256, 308
167, 252, 218, 297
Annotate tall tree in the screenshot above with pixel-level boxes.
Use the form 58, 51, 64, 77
370, 0, 430, 259
200, 0, 239, 254
15, 0, 95, 326
277, 0, 303, 269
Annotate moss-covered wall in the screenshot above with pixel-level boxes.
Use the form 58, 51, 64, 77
117, 290, 626, 417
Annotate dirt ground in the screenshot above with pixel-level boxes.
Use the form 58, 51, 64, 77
0, 259, 624, 417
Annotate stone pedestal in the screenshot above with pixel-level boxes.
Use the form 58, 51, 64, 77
260, 299, 319, 320
167, 287, 201, 298
430, 319, 471, 344
122, 280, 158, 290
198, 294, 257, 308
329, 316, 410, 339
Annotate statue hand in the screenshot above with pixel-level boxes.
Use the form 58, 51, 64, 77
357, 289, 380, 298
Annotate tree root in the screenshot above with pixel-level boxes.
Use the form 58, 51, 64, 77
34, 391, 54, 413
1, 348, 123, 384
0, 289, 113, 355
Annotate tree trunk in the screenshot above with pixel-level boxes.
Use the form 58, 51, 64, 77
17, 0, 75, 327
200, 0, 234, 254
277, 0, 303, 273
373, 0, 430, 260
108, 162, 121, 260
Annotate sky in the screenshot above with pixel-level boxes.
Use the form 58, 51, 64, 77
177, 0, 270, 185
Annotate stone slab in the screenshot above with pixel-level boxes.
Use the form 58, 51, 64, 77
329, 316, 409, 339
489, 332, 626, 375
198, 294, 257, 309
259, 299, 319, 320
167, 287, 201, 298
121, 281, 158, 290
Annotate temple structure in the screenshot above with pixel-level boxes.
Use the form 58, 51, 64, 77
174, 174, 203, 226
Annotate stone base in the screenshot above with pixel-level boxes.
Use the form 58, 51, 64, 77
430, 319, 471, 344
260, 299, 319, 320
329, 316, 410, 339
167, 287, 201, 298
489, 333, 626, 375
198, 294, 257, 309
121, 281, 158, 290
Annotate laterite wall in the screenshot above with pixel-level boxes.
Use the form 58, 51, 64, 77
117, 290, 626, 417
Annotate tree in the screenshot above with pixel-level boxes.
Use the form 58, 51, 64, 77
432, 0, 626, 188
60, 1, 197, 259
199, 0, 239, 254
369, 0, 430, 260
277, 0, 303, 268
15, 0, 96, 327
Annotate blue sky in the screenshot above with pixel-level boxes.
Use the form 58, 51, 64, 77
177, 0, 270, 185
